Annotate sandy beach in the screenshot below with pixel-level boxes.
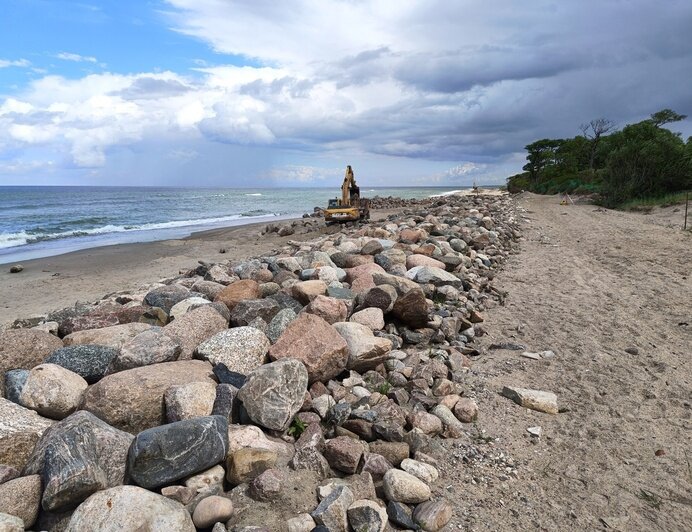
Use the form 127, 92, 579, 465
0, 209, 400, 325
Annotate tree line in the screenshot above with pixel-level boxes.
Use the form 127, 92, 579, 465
506, 109, 692, 207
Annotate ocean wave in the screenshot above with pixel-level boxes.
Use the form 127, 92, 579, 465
0, 213, 281, 250
245, 193, 263, 196
429, 189, 463, 197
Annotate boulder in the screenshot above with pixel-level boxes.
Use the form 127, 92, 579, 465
108, 328, 182, 373
413, 500, 453, 531
268, 314, 348, 384
65, 486, 195, 532
63, 323, 152, 349
191, 280, 226, 300
406, 266, 462, 287
165, 381, 217, 422
238, 359, 308, 431
400, 458, 438, 484
250, 468, 283, 501
230, 299, 280, 327
360, 286, 397, 313
4, 369, 28, 404
82, 360, 216, 433
22, 411, 133, 511
382, 469, 431, 503
332, 322, 392, 372
0, 399, 54, 469
59, 313, 120, 336
226, 447, 277, 485
453, 397, 479, 423
196, 327, 270, 374
163, 305, 228, 360
45, 345, 118, 383
169, 297, 210, 321
324, 436, 363, 474
371, 271, 419, 295
205, 264, 237, 285
127, 416, 228, 489
303, 295, 348, 324
266, 308, 297, 344
144, 284, 190, 313
214, 279, 261, 311
19, 364, 88, 420
345, 263, 386, 284
0, 474, 42, 529
391, 288, 429, 328
349, 308, 385, 330
184, 464, 225, 492
311, 485, 353, 532
292, 280, 328, 304
0, 513, 23, 531
0, 329, 63, 395
406, 255, 446, 270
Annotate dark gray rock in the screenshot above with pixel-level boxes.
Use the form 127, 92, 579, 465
4, 369, 28, 403
266, 308, 297, 344
144, 284, 190, 313
46, 345, 119, 383
311, 485, 353, 531
127, 416, 228, 489
229, 299, 280, 327
213, 363, 247, 388
23, 411, 133, 511
347, 499, 388, 532
391, 288, 429, 329
237, 359, 308, 431
387, 501, 419, 530
327, 286, 354, 300
268, 292, 303, 314
211, 383, 240, 424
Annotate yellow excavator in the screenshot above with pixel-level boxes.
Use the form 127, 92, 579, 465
324, 165, 370, 223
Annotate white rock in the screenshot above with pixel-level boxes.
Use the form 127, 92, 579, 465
400, 458, 439, 483
502, 386, 558, 414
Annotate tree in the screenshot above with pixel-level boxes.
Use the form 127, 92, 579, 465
649, 109, 687, 127
579, 118, 616, 171
522, 139, 563, 181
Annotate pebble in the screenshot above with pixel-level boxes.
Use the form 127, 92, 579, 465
192, 495, 234, 528
413, 500, 453, 531
383, 469, 431, 503
9, 264, 24, 273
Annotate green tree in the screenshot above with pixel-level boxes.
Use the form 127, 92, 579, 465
649, 109, 687, 127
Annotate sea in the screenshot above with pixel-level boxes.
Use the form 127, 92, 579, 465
0, 186, 467, 264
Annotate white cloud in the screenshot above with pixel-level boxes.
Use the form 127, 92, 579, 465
0, 58, 30, 68
56, 52, 98, 63
263, 165, 341, 183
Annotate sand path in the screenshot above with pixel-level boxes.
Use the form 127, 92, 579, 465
442, 193, 691, 530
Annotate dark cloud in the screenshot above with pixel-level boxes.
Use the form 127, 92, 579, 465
115, 77, 191, 99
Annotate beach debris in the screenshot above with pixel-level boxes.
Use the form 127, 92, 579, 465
0, 192, 526, 528
9, 264, 23, 273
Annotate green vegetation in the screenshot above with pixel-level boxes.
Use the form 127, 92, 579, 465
376, 381, 392, 395
507, 109, 692, 208
287, 417, 307, 438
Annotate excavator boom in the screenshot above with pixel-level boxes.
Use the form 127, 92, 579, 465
324, 165, 370, 223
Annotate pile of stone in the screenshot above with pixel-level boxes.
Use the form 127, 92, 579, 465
0, 193, 520, 531
366, 196, 428, 209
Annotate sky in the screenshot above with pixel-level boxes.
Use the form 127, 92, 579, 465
0, 0, 691, 188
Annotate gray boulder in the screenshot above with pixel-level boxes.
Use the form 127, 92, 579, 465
238, 359, 308, 431
144, 284, 190, 313
196, 327, 270, 374
127, 416, 228, 489
266, 308, 297, 344
4, 369, 28, 403
230, 299, 280, 327
45, 345, 119, 383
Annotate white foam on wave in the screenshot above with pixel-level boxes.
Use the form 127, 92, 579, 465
245, 193, 263, 196
0, 213, 280, 250
429, 189, 463, 198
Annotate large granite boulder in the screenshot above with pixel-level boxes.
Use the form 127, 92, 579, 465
195, 327, 270, 374
127, 416, 228, 489
4, 369, 29, 404
214, 279, 261, 311
229, 298, 280, 326
0, 329, 63, 395
82, 360, 216, 433
65, 486, 195, 532
45, 345, 118, 383
406, 266, 462, 287
291, 280, 328, 304
163, 305, 228, 360
108, 328, 182, 373
390, 288, 429, 328
238, 359, 308, 431
144, 284, 190, 314
169, 297, 210, 321
0, 399, 54, 469
62, 323, 152, 349
19, 364, 88, 420
165, 381, 217, 422
302, 295, 348, 325
332, 322, 392, 372
268, 313, 348, 383
266, 308, 297, 344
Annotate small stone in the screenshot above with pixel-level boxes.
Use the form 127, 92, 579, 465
527, 426, 542, 438
382, 469, 431, 503
287, 513, 316, 532
311, 485, 354, 532
192, 495, 234, 528
431, 404, 466, 438
401, 458, 439, 483
387, 501, 417, 529
347, 499, 388, 532
249, 468, 283, 501
230, 298, 280, 327
303, 295, 348, 324
9, 264, 24, 273
391, 288, 429, 329
453, 397, 479, 423
165, 381, 217, 422
170, 297, 211, 321
226, 447, 277, 485
185, 464, 225, 493
368, 441, 409, 466
127, 416, 229, 489
19, 364, 88, 420
0, 329, 64, 396
412, 500, 453, 531
502, 386, 559, 414
408, 411, 443, 436
324, 436, 364, 474
359, 452, 393, 481
161, 485, 197, 505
